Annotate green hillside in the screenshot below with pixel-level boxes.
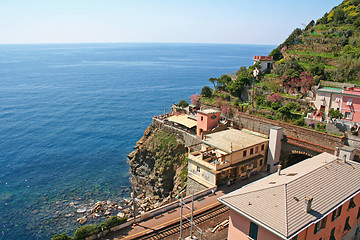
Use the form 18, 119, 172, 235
275, 0, 360, 83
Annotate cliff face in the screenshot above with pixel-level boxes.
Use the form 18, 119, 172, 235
127, 123, 187, 204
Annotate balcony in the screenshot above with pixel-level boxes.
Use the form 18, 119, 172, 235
188, 148, 230, 171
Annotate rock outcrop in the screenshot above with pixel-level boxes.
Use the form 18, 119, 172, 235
128, 123, 187, 205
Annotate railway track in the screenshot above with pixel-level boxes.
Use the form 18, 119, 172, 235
138, 204, 229, 240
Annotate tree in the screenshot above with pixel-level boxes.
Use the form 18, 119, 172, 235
269, 48, 283, 61
209, 77, 217, 90
305, 20, 315, 31
328, 108, 343, 121
189, 93, 200, 106
178, 100, 189, 108
51, 233, 72, 240
201, 86, 212, 98
217, 75, 232, 90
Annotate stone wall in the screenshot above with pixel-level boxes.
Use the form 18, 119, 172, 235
152, 118, 201, 147
186, 177, 208, 195
201, 103, 345, 151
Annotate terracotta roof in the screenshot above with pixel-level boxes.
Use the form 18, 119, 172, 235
218, 152, 360, 239
253, 56, 274, 61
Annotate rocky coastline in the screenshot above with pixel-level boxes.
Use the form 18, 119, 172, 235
127, 122, 188, 208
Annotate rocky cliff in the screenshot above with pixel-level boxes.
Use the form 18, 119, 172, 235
127, 122, 188, 206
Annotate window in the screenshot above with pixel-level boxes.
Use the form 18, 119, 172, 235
210, 115, 217, 120
197, 166, 200, 172
348, 197, 356, 210
261, 144, 265, 151
346, 98, 353, 106
250, 148, 254, 155
314, 216, 327, 234
332, 206, 342, 221
260, 159, 263, 166
344, 112, 353, 120
330, 227, 336, 240
255, 146, 259, 153
357, 207, 360, 219
243, 150, 247, 157
201, 116, 204, 121
249, 222, 258, 240
344, 216, 351, 232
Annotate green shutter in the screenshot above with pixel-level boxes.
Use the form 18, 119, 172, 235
330, 227, 336, 240
249, 222, 258, 240
344, 217, 351, 231
349, 198, 356, 209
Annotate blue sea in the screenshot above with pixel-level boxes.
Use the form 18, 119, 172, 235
0, 43, 274, 239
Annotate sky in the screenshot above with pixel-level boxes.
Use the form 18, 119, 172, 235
0, 0, 343, 45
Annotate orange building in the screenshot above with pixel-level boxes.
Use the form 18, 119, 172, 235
196, 109, 221, 136
219, 152, 360, 240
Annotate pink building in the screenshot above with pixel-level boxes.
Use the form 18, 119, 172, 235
196, 109, 221, 136
219, 152, 360, 240
341, 87, 360, 123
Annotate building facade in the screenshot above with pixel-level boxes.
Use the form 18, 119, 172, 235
188, 129, 268, 188
196, 109, 221, 136
219, 152, 360, 240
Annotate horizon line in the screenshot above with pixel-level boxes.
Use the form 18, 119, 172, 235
0, 41, 278, 47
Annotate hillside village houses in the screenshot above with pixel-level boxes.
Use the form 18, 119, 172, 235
312, 86, 360, 124
253, 56, 275, 74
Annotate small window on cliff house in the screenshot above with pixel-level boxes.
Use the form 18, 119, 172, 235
250, 148, 254, 155
261, 144, 265, 151
255, 146, 259, 153
243, 150, 247, 157
344, 112, 353, 120
197, 166, 200, 172
201, 116, 204, 121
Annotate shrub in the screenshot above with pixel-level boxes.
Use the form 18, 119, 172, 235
294, 118, 305, 126
268, 93, 282, 103
73, 225, 99, 240
233, 98, 241, 106
177, 100, 189, 108
201, 86, 213, 98
51, 233, 72, 240
99, 216, 127, 229
271, 102, 281, 110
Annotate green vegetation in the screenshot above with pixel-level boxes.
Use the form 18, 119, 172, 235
201, 86, 212, 98
177, 100, 189, 108
51, 216, 127, 240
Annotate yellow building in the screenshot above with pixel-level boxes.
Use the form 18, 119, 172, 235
187, 128, 268, 187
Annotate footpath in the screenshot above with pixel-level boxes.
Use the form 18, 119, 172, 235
103, 172, 268, 240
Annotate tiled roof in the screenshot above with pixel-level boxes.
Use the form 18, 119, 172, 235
253, 56, 274, 61
218, 153, 360, 239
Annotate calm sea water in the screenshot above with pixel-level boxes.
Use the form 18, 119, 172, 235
0, 43, 274, 239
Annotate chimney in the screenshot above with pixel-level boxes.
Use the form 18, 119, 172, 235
305, 196, 313, 213
277, 165, 282, 175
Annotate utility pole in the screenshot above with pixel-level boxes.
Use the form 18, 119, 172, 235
190, 191, 194, 238
179, 194, 183, 239
131, 192, 137, 225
